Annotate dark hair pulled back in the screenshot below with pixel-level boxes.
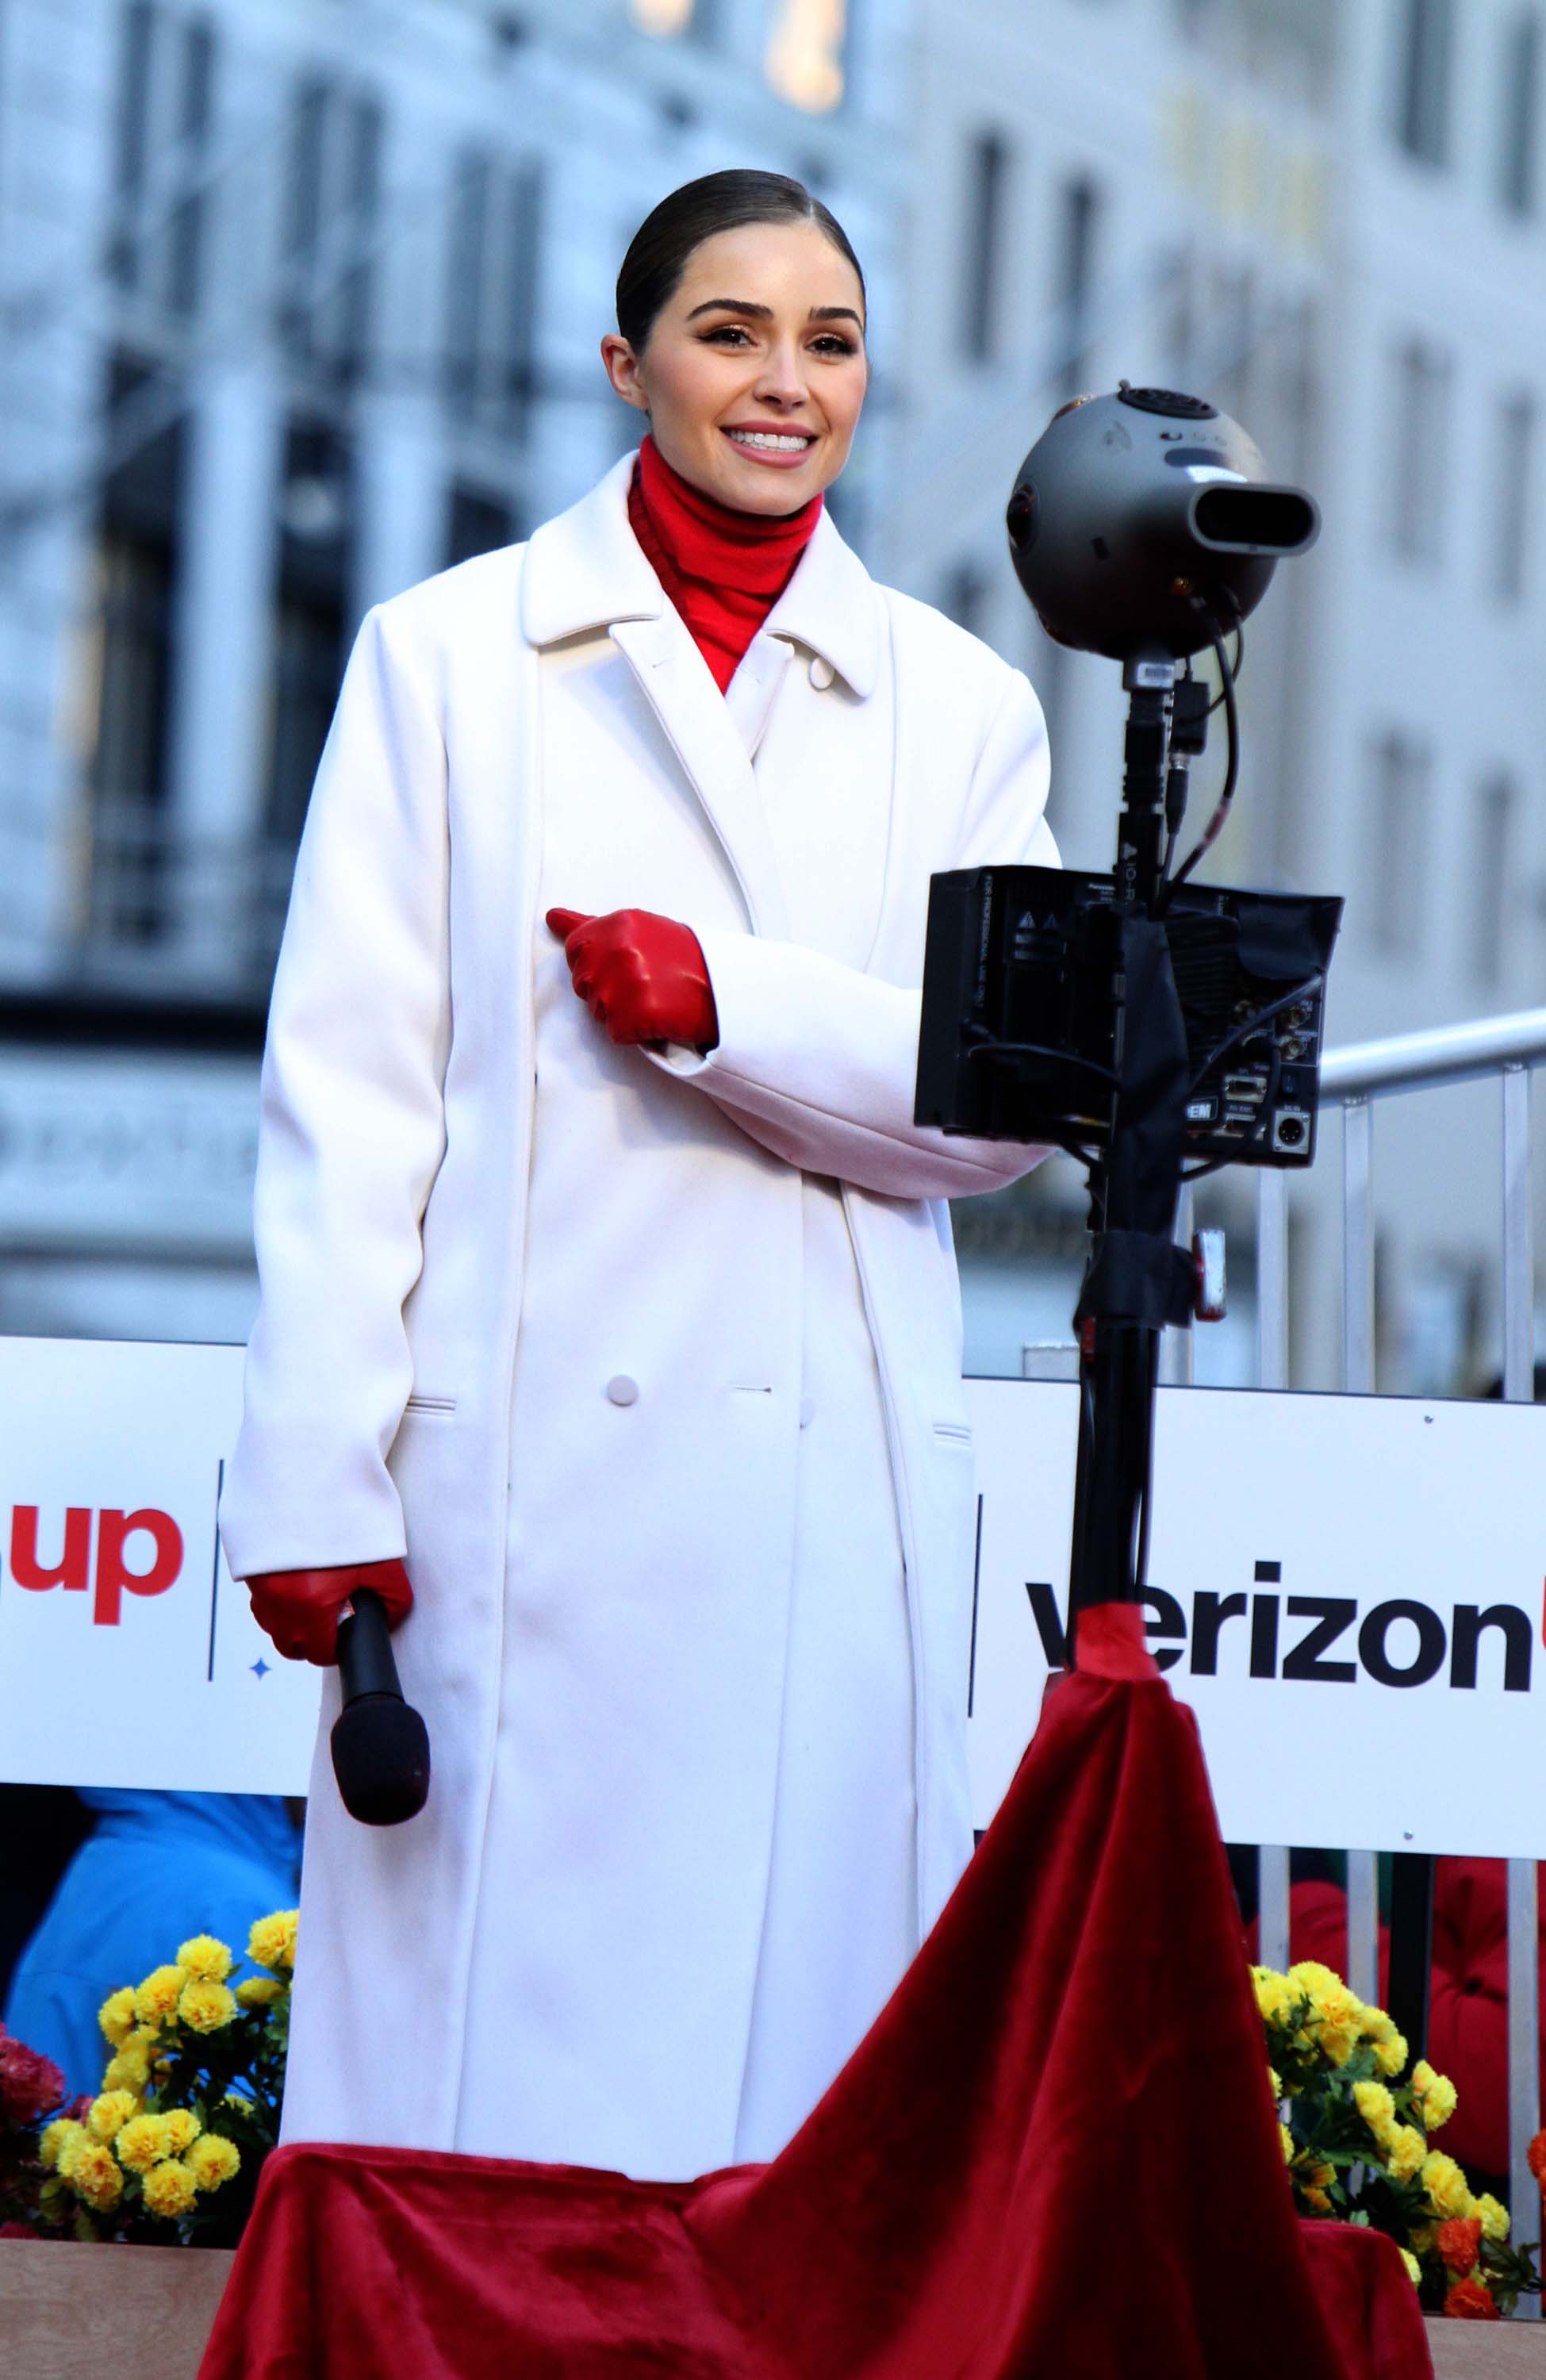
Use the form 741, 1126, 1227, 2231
616, 170, 866, 352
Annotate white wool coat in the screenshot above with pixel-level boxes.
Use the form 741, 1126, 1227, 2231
219, 452, 1057, 2166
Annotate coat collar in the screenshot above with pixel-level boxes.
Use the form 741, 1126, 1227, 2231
520, 447, 883, 700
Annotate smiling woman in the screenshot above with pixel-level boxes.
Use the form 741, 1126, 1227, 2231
220, 165, 1060, 2186
602, 171, 868, 514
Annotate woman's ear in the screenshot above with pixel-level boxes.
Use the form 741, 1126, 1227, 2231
601, 334, 649, 413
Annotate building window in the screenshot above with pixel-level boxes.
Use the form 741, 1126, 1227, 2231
443, 151, 543, 432
278, 75, 383, 386
765, 0, 848, 113
1470, 773, 1516, 988
84, 356, 186, 949
1388, 337, 1451, 565
1492, 390, 1536, 601
1499, 12, 1541, 215
107, 1, 217, 318
1394, 0, 1455, 167
445, 484, 516, 569
961, 132, 1008, 365
265, 422, 354, 852
1364, 731, 1430, 958
1057, 173, 1101, 389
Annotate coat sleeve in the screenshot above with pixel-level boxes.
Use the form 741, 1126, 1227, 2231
649, 666, 1058, 1200
218, 603, 452, 1582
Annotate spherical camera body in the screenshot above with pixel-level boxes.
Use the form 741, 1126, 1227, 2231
1005, 386, 1320, 662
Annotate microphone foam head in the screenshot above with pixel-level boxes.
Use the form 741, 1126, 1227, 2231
330, 1694, 432, 1826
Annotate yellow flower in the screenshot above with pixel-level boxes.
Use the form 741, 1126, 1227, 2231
1400, 2249, 1421, 2288
1306, 1976, 1365, 2068
1360, 2006, 1409, 2078
1413, 2061, 1457, 2132
115, 2113, 171, 2174
1353, 2080, 1398, 2148
40, 2118, 84, 2173
176, 1933, 233, 1983
1253, 1968, 1297, 2026
1301, 2185, 1332, 2213
1267, 2065, 1283, 2102
86, 2089, 138, 2144
1410, 2223, 1437, 2255
140, 2158, 198, 2221
69, 2141, 125, 2213
1421, 2152, 1472, 2221
185, 2133, 241, 2193
102, 2027, 156, 2094
97, 1986, 137, 2047
1279, 2121, 1295, 2163
178, 1979, 237, 2034
134, 1964, 187, 2026
235, 1976, 283, 2010
1287, 1960, 1343, 1998
1387, 2125, 1427, 2182
160, 2109, 201, 2155
247, 1910, 298, 1971
1476, 2194, 1510, 2244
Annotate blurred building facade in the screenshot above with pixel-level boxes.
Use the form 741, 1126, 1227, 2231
0, 0, 1541, 1390
0, 0, 904, 1339
893, 0, 1546, 1392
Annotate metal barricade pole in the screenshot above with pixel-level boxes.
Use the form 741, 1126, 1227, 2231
1254, 1168, 1291, 1970
1502, 1062, 1540, 2316
1341, 1098, 1381, 2003
1160, 1183, 1195, 1385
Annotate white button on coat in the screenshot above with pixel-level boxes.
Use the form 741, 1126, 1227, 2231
605, 1374, 639, 1407
808, 653, 835, 690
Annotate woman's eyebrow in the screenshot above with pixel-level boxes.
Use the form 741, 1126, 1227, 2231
683, 298, 865, 328
685, 298, 773, 321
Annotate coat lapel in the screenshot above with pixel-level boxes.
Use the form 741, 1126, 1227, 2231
523, 456, 885, 945
608, 612, 790, 939
522, 451, 786, 938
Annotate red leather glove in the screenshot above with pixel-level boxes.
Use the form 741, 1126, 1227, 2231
547, 908, 719, 1050
245, 1558, 414, 1668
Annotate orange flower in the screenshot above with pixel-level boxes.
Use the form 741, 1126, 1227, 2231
1437, 2217, 1483, 2276
1529, 2131, 1546, 2187
1444, 2278, 1500, 2320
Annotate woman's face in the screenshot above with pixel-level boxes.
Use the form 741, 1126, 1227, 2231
602, 220, 868, 514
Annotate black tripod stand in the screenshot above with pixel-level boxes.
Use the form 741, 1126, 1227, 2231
1065, 655, 1206, 1654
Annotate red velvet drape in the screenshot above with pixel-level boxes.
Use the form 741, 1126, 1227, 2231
200, 1669, 1431, 2378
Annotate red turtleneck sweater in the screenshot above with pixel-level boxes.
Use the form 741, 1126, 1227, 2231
627, 433, 823, 694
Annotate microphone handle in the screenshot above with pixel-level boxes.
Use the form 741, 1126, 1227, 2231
336, 1588, 404, 1702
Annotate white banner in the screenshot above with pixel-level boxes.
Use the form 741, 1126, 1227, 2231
0, 1338, 320, 1794
2, 1342, 1544, 1859
965, 1379, 1546, 1860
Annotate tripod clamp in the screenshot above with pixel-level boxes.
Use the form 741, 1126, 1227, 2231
1075, 1229, 1198, 1332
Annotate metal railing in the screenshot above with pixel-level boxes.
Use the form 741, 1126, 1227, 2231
1254, 1007, 1546, 2307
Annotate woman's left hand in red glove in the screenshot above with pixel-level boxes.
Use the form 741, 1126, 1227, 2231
547, 908, 719, 1050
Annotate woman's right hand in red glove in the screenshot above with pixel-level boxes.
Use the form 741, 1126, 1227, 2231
245, 1558, 414, 1667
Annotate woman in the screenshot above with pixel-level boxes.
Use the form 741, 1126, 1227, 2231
220, 171, 1057, 2178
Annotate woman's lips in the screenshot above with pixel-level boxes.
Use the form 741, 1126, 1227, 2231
719, 427, 818, 470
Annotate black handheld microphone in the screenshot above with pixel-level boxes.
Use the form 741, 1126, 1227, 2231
329, 1589, 432, 1826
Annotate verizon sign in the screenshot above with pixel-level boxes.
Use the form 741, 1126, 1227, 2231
964, 1380, 1546, 1860
2, 1345, 1544, 1856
